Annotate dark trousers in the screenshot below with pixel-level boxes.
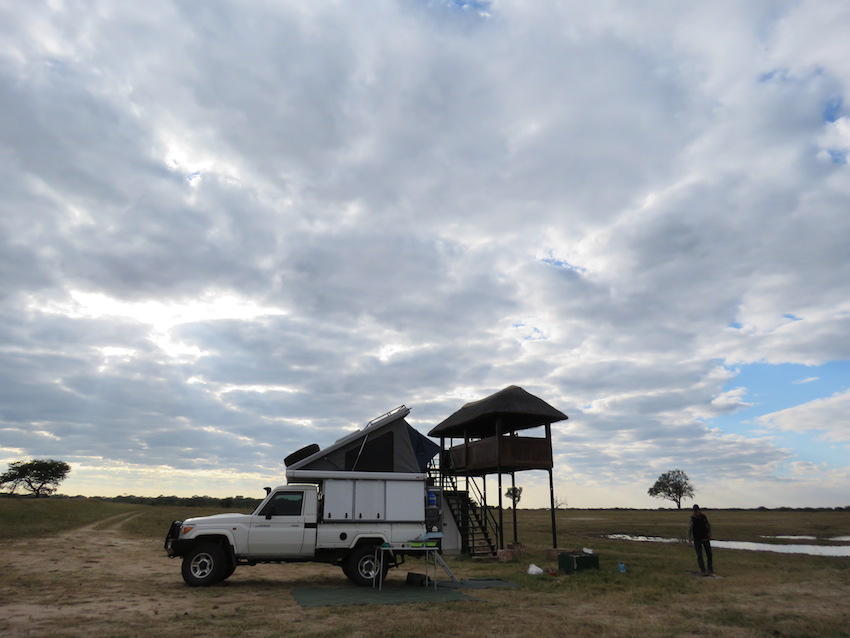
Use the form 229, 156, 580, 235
694, 538, 713, 573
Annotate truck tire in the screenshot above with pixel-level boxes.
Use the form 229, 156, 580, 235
181, 542, 226, 587
220, 556, 237, 582
345, 545, 388, 587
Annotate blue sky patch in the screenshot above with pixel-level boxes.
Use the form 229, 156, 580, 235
826, 149, 847, 164
758, 68, 788, 83
539, 258, 586, 274
708, 361, 850, 469
771, 431, 848, 472
722, 361, 849, 414
822, 96, 843, 123
447, 0, 491, 10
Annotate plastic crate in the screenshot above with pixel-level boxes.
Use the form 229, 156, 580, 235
558, 552, 600, 574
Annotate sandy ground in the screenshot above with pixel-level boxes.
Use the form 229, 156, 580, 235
0, 513, 350, 638
1, 513, 181, 636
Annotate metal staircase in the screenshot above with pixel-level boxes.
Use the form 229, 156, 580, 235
430, 462, 498, 556
444, 488, 498, 555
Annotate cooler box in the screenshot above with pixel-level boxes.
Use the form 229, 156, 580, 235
558, 552, 600, 575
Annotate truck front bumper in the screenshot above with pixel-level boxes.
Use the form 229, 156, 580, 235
163, 520, 192, 557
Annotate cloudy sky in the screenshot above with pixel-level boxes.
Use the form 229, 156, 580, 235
2, 0, 848, 509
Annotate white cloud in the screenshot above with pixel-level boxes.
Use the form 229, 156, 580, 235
793, 377, 819, 385
756, 389, 850, 443
1, 1, 848, 507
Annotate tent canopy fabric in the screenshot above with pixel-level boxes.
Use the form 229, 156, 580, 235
428, 385, 568, 439
286, 406, 439, 474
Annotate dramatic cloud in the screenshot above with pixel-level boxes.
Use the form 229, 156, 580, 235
1, 0, 848, 507
757, 389, 850, 443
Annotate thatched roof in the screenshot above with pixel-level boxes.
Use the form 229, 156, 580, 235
428, 385, 567, 439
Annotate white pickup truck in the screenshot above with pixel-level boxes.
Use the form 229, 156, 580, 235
164, 475, 440, 587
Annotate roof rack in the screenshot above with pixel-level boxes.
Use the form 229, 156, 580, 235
366, 405, 410, 429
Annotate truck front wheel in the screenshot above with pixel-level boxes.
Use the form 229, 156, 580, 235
345, 545, 388, 587
181, 542, 226, 587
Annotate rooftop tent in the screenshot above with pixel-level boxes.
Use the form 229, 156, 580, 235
428, 385, 568, 439
285, 406, 440, 475
408, 426, 442, 473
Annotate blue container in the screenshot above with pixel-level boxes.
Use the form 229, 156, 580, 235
426, 488, 439, 508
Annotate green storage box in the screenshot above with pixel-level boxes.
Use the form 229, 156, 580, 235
558, 552, 600, 574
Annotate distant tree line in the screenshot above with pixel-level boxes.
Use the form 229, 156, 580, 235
105, 494, 263, 509
0, 459, 263, 509
0, 491, 264, 509
3, 491, 847, 511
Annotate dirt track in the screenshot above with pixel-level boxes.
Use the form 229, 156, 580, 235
1, 513, 183, 636
0, 513, 352, 638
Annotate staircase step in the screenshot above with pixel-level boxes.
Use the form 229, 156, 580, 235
443, 486, 499, 556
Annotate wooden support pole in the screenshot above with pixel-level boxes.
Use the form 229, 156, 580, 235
496, 416, 504, 550
545, 422, 557, 549
511, 472, 518, 544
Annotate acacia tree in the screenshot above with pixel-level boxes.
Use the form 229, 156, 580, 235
505, 486, 523, 508
0, 459, 71, 497
647, 469, 694, 509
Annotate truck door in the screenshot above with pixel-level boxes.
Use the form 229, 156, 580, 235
247, 490, 307, 556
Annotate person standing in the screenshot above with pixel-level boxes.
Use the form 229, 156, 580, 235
688, 504, 714, 575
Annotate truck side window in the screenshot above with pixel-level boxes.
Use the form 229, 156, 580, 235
260, 491, 303, 517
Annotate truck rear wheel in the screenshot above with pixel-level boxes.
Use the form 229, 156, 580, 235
220, 556, 237, 582
345, 545, 388, 587
181, 542, 226, 587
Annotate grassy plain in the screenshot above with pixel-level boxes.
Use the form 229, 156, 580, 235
1, 500, 848, 638
0, 497, 140, 538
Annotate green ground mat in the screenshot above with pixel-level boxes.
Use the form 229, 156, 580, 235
438, 578, 520, 590
292, 584, 477, 608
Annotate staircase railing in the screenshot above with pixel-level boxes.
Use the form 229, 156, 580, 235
436, 454, 500, 555
465, 474, 501, 548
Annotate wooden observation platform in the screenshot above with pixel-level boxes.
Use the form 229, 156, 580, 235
429, 385, 567, 552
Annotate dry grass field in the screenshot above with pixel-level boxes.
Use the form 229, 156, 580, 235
1, 500, 848, 638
